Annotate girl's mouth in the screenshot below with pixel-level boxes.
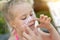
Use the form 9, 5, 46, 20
29, 21, 35, 27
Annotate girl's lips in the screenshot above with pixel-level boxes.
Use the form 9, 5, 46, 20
29, 21, 35, 27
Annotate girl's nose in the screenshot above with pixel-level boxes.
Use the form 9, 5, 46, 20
27, 16, 32, 22
27, 16, 36, 22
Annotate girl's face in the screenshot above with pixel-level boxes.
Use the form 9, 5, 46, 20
11, 3, 36, 30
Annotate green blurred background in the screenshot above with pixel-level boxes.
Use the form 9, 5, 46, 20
0, 12, 8, 34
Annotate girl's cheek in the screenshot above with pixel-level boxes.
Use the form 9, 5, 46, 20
23, 20, 29, 25
23, 20, 29, 26
15, 20, 24, 26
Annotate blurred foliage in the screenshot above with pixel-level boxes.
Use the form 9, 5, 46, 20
0, 12, 8, 34
36, 10, 51, 17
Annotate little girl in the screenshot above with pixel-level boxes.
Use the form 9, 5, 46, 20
0, 0, 60, 40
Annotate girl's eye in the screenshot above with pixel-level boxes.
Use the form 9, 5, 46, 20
21, 16, 26, 20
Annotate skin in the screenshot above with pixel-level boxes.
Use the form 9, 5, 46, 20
8, 2, 60, 40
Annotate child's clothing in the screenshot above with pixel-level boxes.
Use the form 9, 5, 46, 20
8, 30, 19, 40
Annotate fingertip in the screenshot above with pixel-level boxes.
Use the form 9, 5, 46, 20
48, 17, 51, 21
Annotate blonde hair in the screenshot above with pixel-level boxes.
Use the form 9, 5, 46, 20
3, 0, 25, 22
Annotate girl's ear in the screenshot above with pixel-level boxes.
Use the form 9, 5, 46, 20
9, 20, 16, 29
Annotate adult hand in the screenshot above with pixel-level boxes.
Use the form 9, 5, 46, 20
37, 14, 60, 40
23, 26, 42, 40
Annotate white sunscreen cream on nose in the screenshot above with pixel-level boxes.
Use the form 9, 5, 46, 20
24, 16, 39, 27
24, 16, 32, 25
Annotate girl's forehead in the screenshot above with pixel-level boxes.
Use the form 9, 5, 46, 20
10, 3, 32, 16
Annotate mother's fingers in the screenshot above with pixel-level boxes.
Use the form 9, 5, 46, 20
22, 24, 43, 40
23, 32, 31, 40
23, 37, 27, 40
25, 26, 36, 36
36, 14, 51, 24
23, 29, 43, 40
